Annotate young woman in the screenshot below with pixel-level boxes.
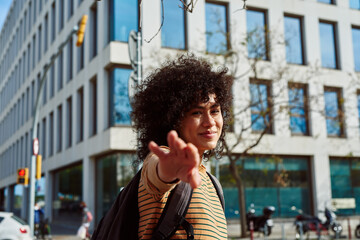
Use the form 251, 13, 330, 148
131, 54, 233, 239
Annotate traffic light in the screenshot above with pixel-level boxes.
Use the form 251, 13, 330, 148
76, 15, 88, 47
36, 155, 42, 180
17, 168, 29, 186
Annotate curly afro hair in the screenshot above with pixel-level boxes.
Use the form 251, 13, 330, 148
131, 54, 233, 161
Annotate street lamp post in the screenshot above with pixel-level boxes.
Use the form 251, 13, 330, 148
28, 16, 87, 236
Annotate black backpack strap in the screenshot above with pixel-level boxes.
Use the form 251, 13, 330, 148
207, 171, 225, 211
91, 169, 142, 240
151, 181, 193, 240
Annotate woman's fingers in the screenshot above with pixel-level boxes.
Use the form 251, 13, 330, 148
149, 131, 202, 189
168, 131, 187, 158
189, 169, 202, 189
148, 141, 168, 160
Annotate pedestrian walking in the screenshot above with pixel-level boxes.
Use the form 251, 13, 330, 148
78, 201, 93, 240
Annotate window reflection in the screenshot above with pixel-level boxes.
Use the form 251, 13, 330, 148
288, 84, 308, 135
350, 0, 360, 9
161, 0, 186, 49
96, 153, 137, 224
247, 9, 268, 60
110, 68, 132, 126
330, 158, 360, 215
250, 80, 272, 133
319, 22, 338, 69
13, 185, 23, 217
216, 156, 311, 218
110, 0, 138, 42
352, 27, 360, 71
324, 87, 344, 137
318, 0, 334, 4
53, 164, 83, 225
205, 2, 228, 54
357, 91, 360, 131
284, 16, 304, 65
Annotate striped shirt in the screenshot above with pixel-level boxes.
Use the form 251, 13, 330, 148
138, 152, 227, 239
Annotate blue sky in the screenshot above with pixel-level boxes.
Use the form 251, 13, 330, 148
0, 0, 13, 32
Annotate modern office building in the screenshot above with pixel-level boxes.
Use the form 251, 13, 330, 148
0, 0, 359, 229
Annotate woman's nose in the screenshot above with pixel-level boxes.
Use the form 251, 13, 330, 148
202, 113, 215, 127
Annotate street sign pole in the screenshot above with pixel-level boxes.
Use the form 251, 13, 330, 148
28, 23, 84, 236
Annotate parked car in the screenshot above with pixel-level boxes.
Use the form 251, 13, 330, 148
0, 212, 32, 240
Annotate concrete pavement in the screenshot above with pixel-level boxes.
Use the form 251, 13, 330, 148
50, 218, 357, 240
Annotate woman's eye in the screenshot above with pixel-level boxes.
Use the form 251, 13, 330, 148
211, 109, 220, 114
191, 111, 201, 115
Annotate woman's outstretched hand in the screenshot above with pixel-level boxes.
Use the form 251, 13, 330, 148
148, 130, 202, 189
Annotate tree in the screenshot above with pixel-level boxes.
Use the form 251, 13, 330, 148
140, 1, 360, 238
201, 5, 359, 237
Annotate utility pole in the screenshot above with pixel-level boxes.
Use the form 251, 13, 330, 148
28, 15, 88, 236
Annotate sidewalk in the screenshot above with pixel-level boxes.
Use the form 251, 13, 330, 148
50, 218, 355, 240
51, 222, 80, 240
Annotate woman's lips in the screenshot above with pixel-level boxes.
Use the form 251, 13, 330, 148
199, 131, 217, 138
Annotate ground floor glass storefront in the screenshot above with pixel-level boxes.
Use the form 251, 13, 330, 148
52, 163, 83, 225
95, 152, 137, 224
214, 156, 312, 219
0, 187, 6, 211
13, 184, 23, 217
330, 158, 360, 215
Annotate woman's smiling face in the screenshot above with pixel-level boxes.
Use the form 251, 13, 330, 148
179, 94, 223, 155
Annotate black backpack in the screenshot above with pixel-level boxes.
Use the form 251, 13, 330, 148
91, 169, 224, 240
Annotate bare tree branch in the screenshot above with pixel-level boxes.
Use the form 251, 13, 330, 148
179, 0, 198, 13
143, 0, 165, 43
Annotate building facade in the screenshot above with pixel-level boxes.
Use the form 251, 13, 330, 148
0, 0, 359, 229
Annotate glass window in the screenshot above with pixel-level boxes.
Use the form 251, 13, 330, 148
42, 69, 47, 105
90, 77, 97, 136
288, 83, 309, 135
77, 87, 84, 142
38, 25, 42, 63
205, 2, 228, 54
35, 176, 46, 203
247, 9, 269, 60
13, 185, 23, 217
32, 35, 36, 70
44, 14, 48, 53
58, 52, 63, 91
42, 118, 47, 157
68, 0, 74, 19
250, 80, 273, 133
90, 4, 98, 59
57, 104, 62, 152
284, 15, 305, 65
324, 87, 344, 137
109, 0, 138, 42
357, 91, 360, 131
66, 97, 72, 148
77, 18, 84, 72
350, 0, 360, 9
318, 0, 335, 4
50, 65, 54, 98
67, 37, 73, 82
96, 153, 137, 224
49, 112, 54, 156
51, 2, 56, 43
352, 27, 360, 72
330, 158, 360, 215
53, 164, 83, 224
161, 0, 186, 49
109, 68, 132, 126
59, 0, 64, 32
319, 21, 339, 69
217, 156, 311, 218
